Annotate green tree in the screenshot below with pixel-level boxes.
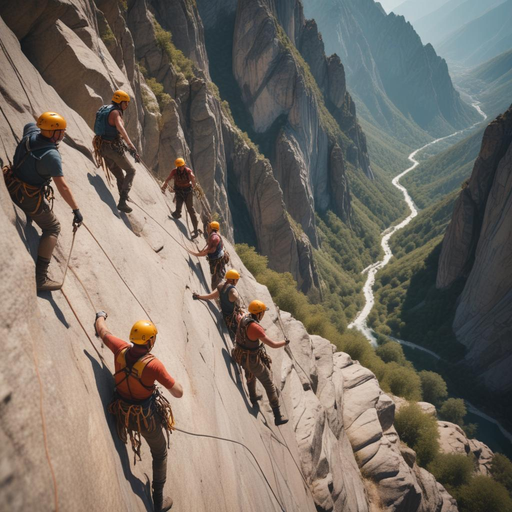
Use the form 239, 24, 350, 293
439, 398, 466, 426
419, 370, 448, 406
376, 341, 407, 365
395, 403, 439, 466
427, 453, 474, 491
490, 453, 512, 493
455, 476, 512, 512
382, 362, 422, 401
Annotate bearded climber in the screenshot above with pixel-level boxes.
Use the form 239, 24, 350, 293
190, 221, 228, 290
233, 300, 289, 425
160, 158, 200, 239
193, 269, 243, 340
3, 112, 83, 292
95, 312, 183, 512
93, 90, 140, 213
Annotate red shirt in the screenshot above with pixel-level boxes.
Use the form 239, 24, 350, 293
247, 322, 266, 342
207, 232, 221, 253
104, 334, 175, 400
168, 166, 194, 189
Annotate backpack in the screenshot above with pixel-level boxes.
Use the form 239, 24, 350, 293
94, 105, 115, 137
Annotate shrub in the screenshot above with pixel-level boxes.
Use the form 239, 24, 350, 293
382, 362, 422, 401
419, 370, 448, 406
439, 398, 466, 426
490, 453, 512, 493
455, 476, 512, 512
145, 78, 171, 111
376, 341, 407, 365
427, 453, 474, 491
395, 403, 439, 466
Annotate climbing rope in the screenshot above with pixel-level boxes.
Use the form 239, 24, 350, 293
174, 426, 285, 512
59, 224, 80, 289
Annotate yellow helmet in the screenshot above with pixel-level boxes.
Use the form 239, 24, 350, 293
225, 269, 240, 280
37, 112, 67, 131
248, 300, 268, 315
209, 221, 220, 231
130, 320, 158, 346
112, 89, 130, 103
175, 158, 185, 167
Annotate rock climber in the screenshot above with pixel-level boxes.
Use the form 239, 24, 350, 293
3, 112, 83, 292
93, 89, 140, 213
190, 221, 229, 290
160, 157, 200, 238
94, 312, 183, 512
193, 269, 243, 340
232, 300, 290, 425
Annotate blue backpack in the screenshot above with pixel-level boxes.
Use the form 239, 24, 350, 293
94, 105, 118, 140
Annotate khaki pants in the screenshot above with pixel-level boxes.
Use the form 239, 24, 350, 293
175, 189, 198, 230
100, 143, 136, 194
9, 189, 60, 260
127, 412, 168, 491
243, 354, 279, 408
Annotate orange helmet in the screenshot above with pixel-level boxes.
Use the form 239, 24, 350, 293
130, 320, 158, 347
37, 112, 67, 131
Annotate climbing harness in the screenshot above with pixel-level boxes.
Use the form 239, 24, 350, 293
108, 389, 175, 464
92, 135, 113, 188
232, 344, 272, 383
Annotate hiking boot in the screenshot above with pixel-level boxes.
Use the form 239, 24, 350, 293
171, 210, 181, 219
272, 406, 289, 427
36, 257, 62, 292
117, 192, 132, 213
153, 491, 173, 511
250, 394, 263, 407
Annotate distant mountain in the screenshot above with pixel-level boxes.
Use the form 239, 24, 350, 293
438, 0, 512, 67
302, 0, 480, 141
414, 0, 504, 46
392, 0, 452, 23
377, 0, 403, 13
458, 49, 512, 119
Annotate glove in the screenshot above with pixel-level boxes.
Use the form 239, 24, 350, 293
94, 311, 108, 336
72, 209, 83, 225
161, 186, 167, 194
192, 293, 200, 300
285, 338, 290, 346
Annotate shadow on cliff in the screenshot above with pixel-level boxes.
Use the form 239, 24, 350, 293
87, 172, 120, 217
84, 350, 152, 511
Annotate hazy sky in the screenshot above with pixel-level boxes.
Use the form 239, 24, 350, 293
377, 0, 404, 12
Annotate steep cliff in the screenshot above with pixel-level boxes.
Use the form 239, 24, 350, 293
437, 105, 512, 392
302, 0, 480, 141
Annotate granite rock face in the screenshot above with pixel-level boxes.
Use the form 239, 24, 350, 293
437, 105, 512, 391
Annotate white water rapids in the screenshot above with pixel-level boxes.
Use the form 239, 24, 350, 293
348, 102, 512, 446
348, 102, 488, 345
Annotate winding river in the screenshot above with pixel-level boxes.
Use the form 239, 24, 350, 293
347, 103, 512, 452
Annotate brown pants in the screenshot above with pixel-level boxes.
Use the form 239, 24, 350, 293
175, 189, 198, 230
100, 143, 136, 194
127, 412, 168, 492
209, 257, 226, 291
242, 354, 279, 408
9, 189, 61, 260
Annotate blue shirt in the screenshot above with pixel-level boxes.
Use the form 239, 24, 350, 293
13, 123, 63, 187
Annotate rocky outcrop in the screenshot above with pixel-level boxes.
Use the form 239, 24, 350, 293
437, 105, 512, 391
336, 355, 457, 511
302, 0, 479, 139
438, 422, 494, 476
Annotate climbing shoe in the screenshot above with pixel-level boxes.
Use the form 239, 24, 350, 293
250, 394, 263, 407
153, 491, 173, 511
171, 210, 181, 219
117, 192, 132, 213
36, 257, 62, 292
272, 406, 289, 427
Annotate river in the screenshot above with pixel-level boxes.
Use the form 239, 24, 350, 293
348, 102, 512, 455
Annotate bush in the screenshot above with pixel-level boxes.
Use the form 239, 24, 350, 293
439, 398, 466, 426
490, 453, 512, 493
382, 362, 422, 401
376, 341, 407, 365
455, 476, 512, 512
427, 453, 474, 491
419, 370, 448, 406
395, 403, 439, 466
145, 78, 172, 111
